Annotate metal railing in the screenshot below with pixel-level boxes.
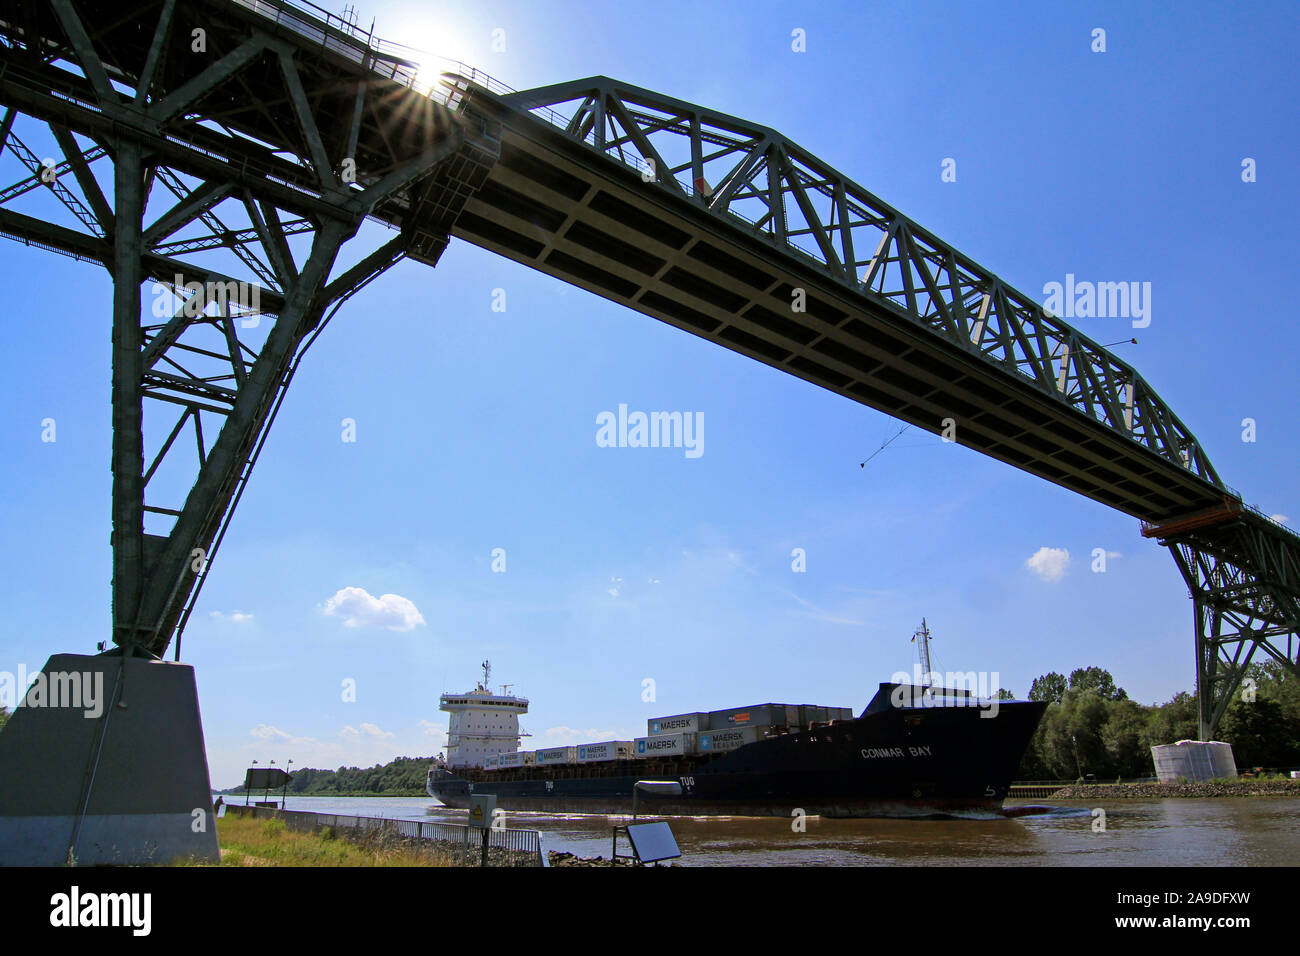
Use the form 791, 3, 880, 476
230, 0, 521, 108
229, 804, 547, 866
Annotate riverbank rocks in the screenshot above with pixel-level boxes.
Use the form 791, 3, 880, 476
547, 850, 672, 867
1049, 779, 1300, 799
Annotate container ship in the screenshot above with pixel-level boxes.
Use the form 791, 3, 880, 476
427, 640, 1047, 818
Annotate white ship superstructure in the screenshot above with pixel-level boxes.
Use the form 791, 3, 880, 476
440, 661, 529, 769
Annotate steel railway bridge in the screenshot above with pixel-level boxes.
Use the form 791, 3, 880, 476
0, 0, 1295, 740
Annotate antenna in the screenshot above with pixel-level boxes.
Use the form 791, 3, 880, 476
481, 659, 491, 689
912, 618, 934, 687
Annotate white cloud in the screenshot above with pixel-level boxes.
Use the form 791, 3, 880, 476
1025, 547, 1070, 582
322, 586, 425, 631
249, 724, 316, 747
1271, 513, 1289, 524
210, 610, 254, 623
340, 722, 394, 740
219, 720, 450, 789
542, 725, 629, 745
787, 591, 865, 627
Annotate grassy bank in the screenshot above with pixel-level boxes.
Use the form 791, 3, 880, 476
207, 814, 453, 866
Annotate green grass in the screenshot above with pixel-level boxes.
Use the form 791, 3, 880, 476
192, 814, 454, 866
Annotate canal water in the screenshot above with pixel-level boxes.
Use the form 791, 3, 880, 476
229, 794, 1300, 865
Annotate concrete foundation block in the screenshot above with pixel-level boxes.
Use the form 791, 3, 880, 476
0, 652, 221, 866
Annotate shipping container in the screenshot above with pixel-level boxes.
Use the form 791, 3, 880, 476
647, 712, 707, 736
796, 704, 853, 727
498, 751, 524, 768
535, 746, 577, 765
575, 741, 634, 764
483, 754, 499, 770
697, 726, 760, 753
634, 732, 696, 758
707, 703, 800, 730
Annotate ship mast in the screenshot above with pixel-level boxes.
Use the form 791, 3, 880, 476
480, 659, 491, 691
913, 618, 934, 687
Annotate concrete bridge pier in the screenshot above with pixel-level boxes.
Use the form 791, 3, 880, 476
0, 650, 220, 866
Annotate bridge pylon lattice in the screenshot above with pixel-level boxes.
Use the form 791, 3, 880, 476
1145, 507, 1300, 740
0, 0, 499, 658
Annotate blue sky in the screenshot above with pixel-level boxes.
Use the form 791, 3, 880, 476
1, 0, 1296, 788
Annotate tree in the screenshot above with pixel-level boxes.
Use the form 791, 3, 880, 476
1015, 664, 1300, 780
1040, 690, 1111, 778
0, 705, 8, 735
1216, 697, 1300, 768
996, 688, 1016, 701
1143, 691, 1197, 749
1067, 666, 1127, 701
1100, 699, 1153, 777
1029, 672, 1067, 704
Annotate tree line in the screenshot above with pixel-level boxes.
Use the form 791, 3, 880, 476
225, 755, 433, 796
1015, 661, 1300, 779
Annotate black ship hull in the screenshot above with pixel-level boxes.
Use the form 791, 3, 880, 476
427, 692, 1047, 819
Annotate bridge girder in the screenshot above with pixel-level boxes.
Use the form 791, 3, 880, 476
505, 76, 1223, 490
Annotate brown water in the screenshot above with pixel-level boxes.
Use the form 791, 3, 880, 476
273, 795, 1300, 865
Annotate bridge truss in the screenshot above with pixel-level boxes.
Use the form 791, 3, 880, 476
0, 0, 1295, 737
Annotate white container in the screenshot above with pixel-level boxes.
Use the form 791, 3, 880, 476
1150, 740, 1237, 783
576, 741, 633, 764
536, 746, 577, 765
698, 726, 760, 753
498, 751, 524, 769
483, 754, 499, 770
647, 713, 707, 736
634, 732, 696, 758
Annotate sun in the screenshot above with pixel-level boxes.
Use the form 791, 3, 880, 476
391, 19, 480, 80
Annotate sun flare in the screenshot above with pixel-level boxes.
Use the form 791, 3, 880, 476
397, 20, 480, 77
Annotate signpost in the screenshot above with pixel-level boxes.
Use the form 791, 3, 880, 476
468, 794, 496, 867
613, 781, 684, 865
243, 766, 293, 809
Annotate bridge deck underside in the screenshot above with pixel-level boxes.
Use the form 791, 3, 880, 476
3, 0, 1225, 524
448, 118, 1225, 523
